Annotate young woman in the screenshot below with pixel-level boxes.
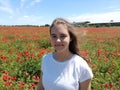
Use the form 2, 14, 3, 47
37, 18, 93, 90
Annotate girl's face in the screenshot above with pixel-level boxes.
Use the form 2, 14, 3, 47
50, 24, 71, 53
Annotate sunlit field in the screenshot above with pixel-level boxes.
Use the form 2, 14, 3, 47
0, 26, 120, 90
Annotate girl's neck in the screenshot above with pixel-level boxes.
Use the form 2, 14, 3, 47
53, 51, 73, 62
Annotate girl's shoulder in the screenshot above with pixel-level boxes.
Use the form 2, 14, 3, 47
73, 54, 88, 64
42, 52, 52, 59
72, 54, 91, 71
42, 52, 52, 58
41, 52, 53, 63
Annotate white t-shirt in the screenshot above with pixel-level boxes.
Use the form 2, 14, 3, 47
41, 52, 93, 90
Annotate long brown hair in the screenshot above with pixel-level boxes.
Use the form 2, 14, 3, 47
49, 18, 91, 64
50, 18, 80, 55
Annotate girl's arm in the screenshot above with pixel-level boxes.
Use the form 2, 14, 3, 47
37, 72, 44, 90
79, 78, 92, 90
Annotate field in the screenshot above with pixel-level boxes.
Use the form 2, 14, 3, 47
0, 26, 120, 90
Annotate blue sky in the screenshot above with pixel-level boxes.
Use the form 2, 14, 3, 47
0, 0, 120, 25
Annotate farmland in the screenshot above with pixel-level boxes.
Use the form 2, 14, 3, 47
0, 26, 120, 90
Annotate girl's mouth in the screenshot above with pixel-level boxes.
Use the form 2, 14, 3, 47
55, 44, 64, 47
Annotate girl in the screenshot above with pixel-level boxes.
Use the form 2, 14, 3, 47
37, 18, 93, 90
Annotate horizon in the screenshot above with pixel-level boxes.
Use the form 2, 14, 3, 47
0, 20, 120, 26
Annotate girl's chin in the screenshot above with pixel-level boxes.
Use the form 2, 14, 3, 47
55, 49, 63, 52
54, 46, 64, 50
55, 49, 64, 53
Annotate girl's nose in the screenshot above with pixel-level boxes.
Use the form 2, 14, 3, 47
56, 38, 61, 42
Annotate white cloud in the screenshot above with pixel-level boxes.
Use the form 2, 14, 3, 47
20, 0, 26, 9
0, 0, 13, 14
20, 0, 42, 8
16, 15, 44, 25
30, 0, 42, 6
0, 6, 13, 14
21, 0, 25, 2
9, 15, 13, 19
68, 11, 120, 23
34, 0, 42, 3
106, 5, 120, 12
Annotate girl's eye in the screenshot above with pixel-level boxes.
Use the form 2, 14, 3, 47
61, 35, 66, 38
51, 35, 57, 38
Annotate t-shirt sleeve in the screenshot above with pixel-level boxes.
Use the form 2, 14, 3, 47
79, 60, 93, 83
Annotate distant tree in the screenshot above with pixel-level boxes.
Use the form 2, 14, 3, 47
45, 24, 50, 27
110, 20, 114, 23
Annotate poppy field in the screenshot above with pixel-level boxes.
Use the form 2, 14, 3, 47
0, 26, 120, 90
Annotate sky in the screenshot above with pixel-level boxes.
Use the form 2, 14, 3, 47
0, 0, 120, 25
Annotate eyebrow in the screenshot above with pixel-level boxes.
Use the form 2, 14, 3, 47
51, 33, 56, 35
51, 33, 67, 35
